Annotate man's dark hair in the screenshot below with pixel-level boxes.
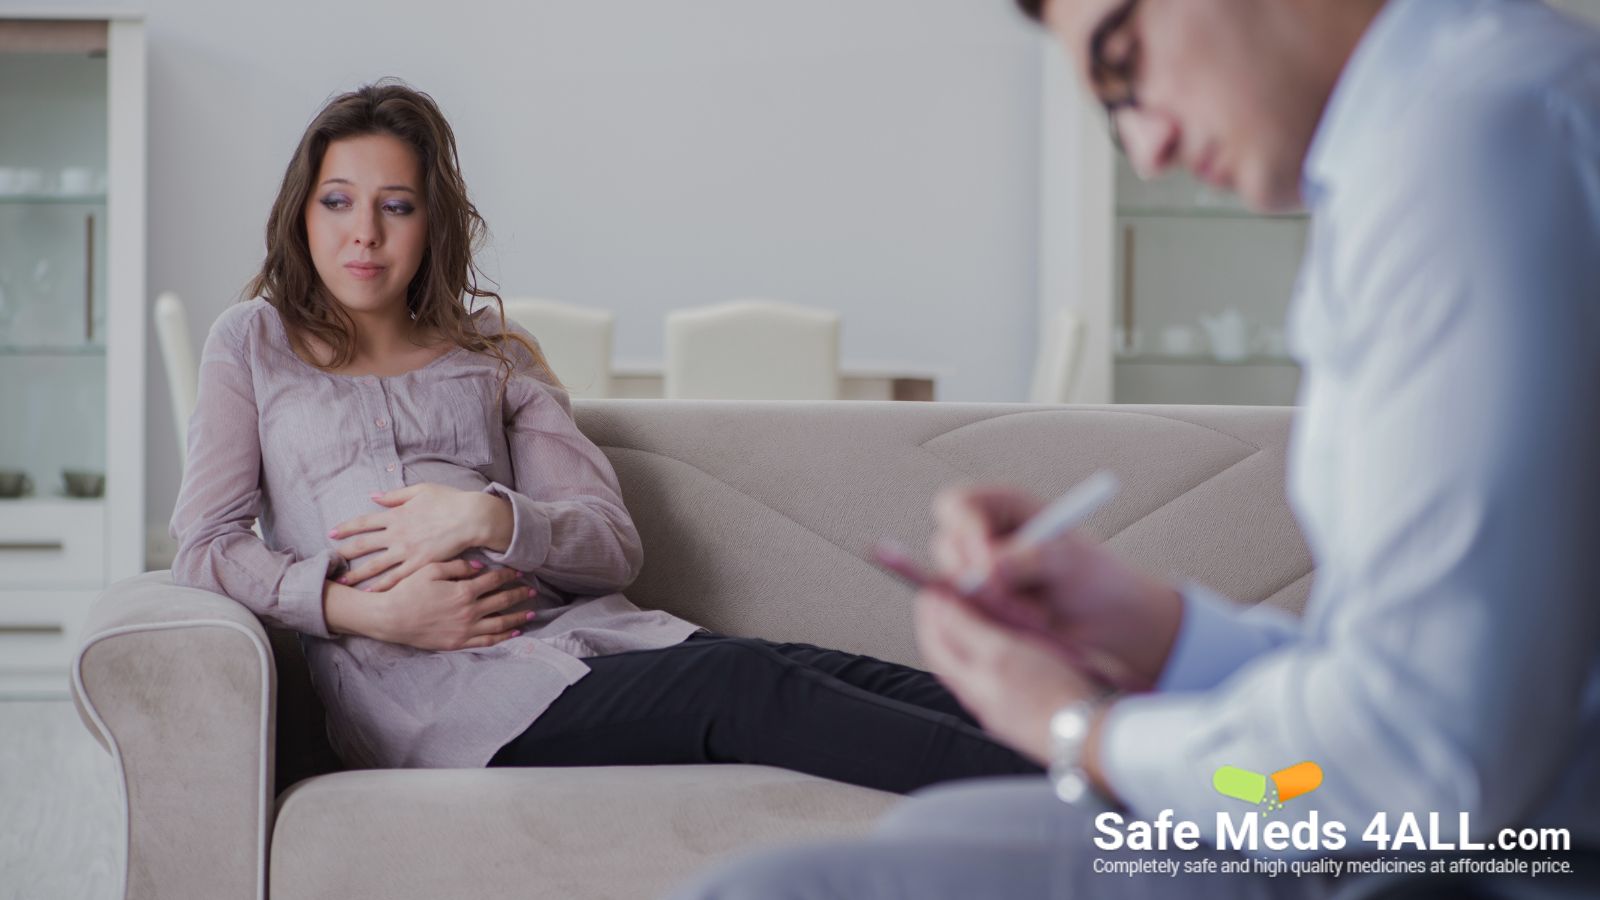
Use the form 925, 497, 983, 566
1016, 0, 1045, 22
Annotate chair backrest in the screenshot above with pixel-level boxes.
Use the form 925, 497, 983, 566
664, 300, 841, 401
153, 291, 199, 466
1028, 308, 1086, 405
500, 298, 615, 399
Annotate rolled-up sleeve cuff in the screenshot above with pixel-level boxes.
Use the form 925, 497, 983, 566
479, 482, 553, 572
1156, 582, 1296, 693
277, 551, 339, 639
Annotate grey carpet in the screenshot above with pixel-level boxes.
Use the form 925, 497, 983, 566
0, 701, 122, 900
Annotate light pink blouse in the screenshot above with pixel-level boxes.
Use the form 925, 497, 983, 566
170, 299, 700, 768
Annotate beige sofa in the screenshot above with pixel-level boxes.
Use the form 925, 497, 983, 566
73, 401, 1311, 900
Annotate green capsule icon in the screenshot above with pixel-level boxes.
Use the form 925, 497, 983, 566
1212, 765, 1269, 805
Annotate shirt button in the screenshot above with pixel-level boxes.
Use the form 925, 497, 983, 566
385, 463, 396, 472
375, 418, 387, 428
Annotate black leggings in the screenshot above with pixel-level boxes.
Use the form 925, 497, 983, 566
488, 632, 1042, 794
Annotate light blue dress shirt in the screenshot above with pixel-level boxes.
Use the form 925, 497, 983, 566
1102, 0, 1600, 851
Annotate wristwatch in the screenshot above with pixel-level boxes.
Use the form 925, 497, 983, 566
1048, 699, 1105, 804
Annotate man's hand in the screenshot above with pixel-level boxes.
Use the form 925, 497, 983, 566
915, 588, 1099, 764
930, 484, 1184, 691
330, 484, 514, 591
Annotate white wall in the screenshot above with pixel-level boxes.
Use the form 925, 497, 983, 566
10, 0, 1047, 545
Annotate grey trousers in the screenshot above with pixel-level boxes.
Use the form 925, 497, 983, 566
666, 777, 1336, 900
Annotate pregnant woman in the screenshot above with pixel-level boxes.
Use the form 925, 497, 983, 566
170, 81, 1038, 792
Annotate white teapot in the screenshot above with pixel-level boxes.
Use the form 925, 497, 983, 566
1200, 308, 1252, 362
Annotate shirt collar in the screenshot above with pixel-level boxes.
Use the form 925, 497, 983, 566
1300, 0, 1512, 207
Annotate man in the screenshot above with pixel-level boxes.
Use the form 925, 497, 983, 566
672, 0, 1600, 897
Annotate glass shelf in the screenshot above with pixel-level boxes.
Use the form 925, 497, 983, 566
0, 344, 106, 356
1116, 206, 1309, 222
1115, 353, 1299, 367
0, 193, 107, 205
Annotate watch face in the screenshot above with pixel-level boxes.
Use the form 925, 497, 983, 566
1050, 702, 1096, 805
1054, 771, 1089, 804
1051, 703, 1092, 742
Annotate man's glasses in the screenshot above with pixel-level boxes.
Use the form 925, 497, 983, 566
1088, 0, 1143, 152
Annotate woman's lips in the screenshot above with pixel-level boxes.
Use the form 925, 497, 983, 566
344, 262, 386, 280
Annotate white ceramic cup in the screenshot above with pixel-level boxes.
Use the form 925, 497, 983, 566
59, 167, 95, 195
12, 168, 46, 194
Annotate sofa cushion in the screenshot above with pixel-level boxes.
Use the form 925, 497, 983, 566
269, 765, 895, 900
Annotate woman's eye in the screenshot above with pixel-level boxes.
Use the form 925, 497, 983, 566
319, 194, 351, 210
383, 201, 415, 215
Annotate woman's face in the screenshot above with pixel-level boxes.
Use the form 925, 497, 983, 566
304, 133, 429, 318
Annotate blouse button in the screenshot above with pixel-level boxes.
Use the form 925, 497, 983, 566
385, 463, 396, 473
375, 418, 387, 429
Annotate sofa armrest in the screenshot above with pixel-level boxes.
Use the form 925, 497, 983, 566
72, 571, 274, 900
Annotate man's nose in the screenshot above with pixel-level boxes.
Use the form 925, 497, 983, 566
1117, 110, 1180, 180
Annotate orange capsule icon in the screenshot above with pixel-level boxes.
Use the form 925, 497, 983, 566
1270, 761, 1323, 803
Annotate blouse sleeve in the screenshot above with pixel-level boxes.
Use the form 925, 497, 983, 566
169, 308, 339, 638
476, 353, 643, 595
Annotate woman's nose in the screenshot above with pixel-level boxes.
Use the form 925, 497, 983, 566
350, 208, 381, 248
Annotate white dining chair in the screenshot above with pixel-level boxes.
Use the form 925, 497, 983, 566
1028, 308, 1086, 405
500, 298, 616, 399
154, 291, 199, 467
664, 300, 841, 401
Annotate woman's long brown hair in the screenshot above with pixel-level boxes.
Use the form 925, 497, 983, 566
245, 80, 558, 401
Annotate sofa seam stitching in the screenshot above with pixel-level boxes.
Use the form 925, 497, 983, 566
1100, 447, 1268, 543
915, 407, 1264, 454
600, 445, 893, 581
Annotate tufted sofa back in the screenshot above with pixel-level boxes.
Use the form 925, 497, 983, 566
576, 401, 1313, 668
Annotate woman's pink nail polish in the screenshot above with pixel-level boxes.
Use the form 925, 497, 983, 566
327, 530, 338, 538
470, 560, 484, 570
525, 611, 535, 621
511, 630, 521, 638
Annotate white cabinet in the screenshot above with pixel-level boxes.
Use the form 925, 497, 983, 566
1109, 158, 1307, 405
0, 13, 145, 697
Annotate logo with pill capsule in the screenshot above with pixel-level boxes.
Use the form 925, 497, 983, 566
1213, 762, 1324, 816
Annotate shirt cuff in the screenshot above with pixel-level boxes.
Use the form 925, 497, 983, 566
478, 482, 553, 573
277, 550, 339, 640
1155, 582, 1292, 693
1099, 692, 1219, 829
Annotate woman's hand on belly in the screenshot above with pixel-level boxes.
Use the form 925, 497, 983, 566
369, 560, 534, 651
329, 483, 514, 590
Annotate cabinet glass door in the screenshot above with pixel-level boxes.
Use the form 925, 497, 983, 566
1110, 157, 1308, 406
0, 27, 109, 500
